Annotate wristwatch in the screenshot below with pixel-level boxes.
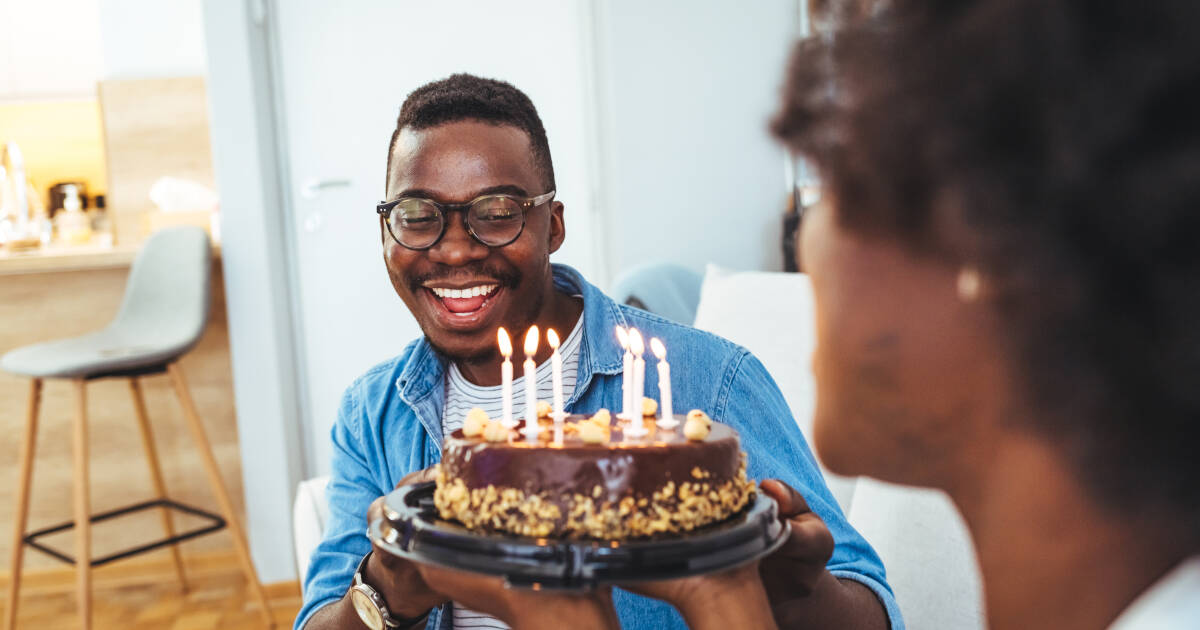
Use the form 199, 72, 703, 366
350, 551, 427, 630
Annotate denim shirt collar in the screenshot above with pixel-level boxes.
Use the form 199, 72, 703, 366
392, 263, 628, 445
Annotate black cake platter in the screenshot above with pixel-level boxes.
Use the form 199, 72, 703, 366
369, 481, 789, 590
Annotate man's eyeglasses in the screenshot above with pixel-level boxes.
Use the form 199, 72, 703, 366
376, 190, 555, 250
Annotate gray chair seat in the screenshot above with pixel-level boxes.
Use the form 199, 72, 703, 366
1, 226, 212, 380
1, 327, 195, 379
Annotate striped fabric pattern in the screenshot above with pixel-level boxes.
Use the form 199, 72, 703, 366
441, 314, 584, 629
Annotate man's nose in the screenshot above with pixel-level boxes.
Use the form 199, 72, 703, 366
427, 211, 489, 266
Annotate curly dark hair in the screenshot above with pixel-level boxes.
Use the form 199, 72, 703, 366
774, 0, 1200, 527
386, 73, 555, 191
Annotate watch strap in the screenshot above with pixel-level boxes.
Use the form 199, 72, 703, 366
353, 551, 430, 629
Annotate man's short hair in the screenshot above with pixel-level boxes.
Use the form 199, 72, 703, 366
774, 0, 1200, 527
386, 73, 556, 192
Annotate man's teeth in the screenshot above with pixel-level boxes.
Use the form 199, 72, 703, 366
429, 284, 498, 299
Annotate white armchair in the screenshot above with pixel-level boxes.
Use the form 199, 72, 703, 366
293, 475, 331, 580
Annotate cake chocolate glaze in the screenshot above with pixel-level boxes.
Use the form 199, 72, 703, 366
435, 414, 755, 539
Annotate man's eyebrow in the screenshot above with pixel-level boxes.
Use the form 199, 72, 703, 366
391, 184, 530, 202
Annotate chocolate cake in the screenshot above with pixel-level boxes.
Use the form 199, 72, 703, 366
434, 412, 755, 539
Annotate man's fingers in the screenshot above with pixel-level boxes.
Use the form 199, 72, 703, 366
367, 495, 386, 525
760, 478, 813, 518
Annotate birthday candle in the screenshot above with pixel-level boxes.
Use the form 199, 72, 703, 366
547, 328, 565, 420
498, 328, 515, 428
616, 326, 633, 420
626, 328, 648, 438
523, 326, 540, 442
651, 338, 677, 429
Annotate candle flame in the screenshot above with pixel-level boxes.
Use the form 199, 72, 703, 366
650, 337, 666, 360
628, 328, 645, 355
615, 325, 629, 349
547, 328, 560, 349
497, 327, 512, 357
524, 325, 540, 356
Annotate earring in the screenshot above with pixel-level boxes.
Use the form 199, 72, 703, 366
957, 266, 982, 302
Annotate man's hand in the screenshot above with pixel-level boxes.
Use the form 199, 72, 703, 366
362, 467, 447, 620
758, 478, 836, 602
416, 564, 620, 630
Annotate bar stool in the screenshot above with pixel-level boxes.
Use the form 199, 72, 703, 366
2, 226, 272, 629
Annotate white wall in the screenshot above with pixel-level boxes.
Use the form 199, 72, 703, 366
0, 0, 207, 102
97, 0, 207, 79
594, 0, 799, 282
0, 0, 103, 100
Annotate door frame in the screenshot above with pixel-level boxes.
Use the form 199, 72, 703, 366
201, 0, 309, 583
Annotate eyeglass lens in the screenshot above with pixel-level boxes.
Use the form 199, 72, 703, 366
388, 196, 525, 249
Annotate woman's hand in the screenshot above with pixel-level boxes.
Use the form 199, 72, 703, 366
623, 561, 778, 630
621, 478, 839, 629
416, 564, 621, 630
756, 478, 836, 603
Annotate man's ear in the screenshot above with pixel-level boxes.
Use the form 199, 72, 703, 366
548, 201, 566, 254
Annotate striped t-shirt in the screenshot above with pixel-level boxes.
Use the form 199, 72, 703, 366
441, 313, 584, 629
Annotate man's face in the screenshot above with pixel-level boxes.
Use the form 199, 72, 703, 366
799, 198, 1006, 487
384, 120, 564, 362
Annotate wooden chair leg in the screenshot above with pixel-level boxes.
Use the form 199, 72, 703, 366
167, 363, 274, 628
4, 379, 42, 630
71, 379, 92, 630
129, 377, 189, 593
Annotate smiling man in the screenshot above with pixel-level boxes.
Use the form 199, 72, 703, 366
295, 74, 902, 630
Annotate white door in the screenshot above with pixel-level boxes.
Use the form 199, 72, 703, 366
270, 0, 601, 474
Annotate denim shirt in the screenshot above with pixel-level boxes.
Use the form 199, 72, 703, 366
296, 264, 904, 630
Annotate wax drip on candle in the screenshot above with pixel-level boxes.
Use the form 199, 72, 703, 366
522, 325, 540, 442
498, 327, 515, 428
650, 337, 677, 429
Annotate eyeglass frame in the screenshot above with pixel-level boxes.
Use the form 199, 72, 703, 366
375, 190, 556, 250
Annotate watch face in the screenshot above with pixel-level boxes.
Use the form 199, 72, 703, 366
351, 587, 385, 630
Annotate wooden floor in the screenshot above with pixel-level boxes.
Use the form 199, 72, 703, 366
0, 550, 301, 630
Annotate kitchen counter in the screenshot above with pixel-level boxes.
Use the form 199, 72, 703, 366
0, 239, 221, 275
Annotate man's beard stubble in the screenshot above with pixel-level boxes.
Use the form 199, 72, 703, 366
415, 262, 547, 367
404, 262, 522, 296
